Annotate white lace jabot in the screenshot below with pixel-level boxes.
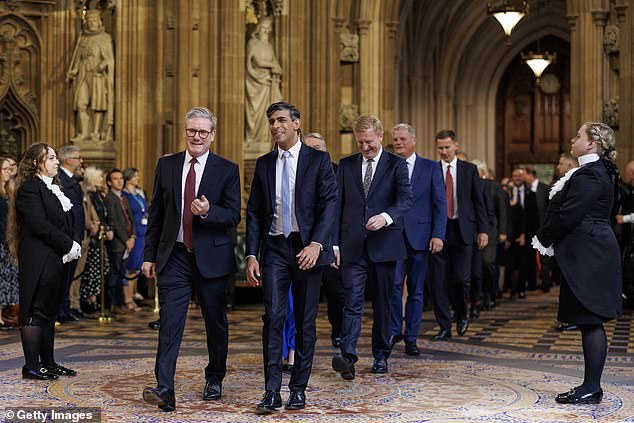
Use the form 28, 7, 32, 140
39, 175, 73, 212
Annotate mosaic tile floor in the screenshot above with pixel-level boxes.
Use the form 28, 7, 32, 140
1, 287, 633, 422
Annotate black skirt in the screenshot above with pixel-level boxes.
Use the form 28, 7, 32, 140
557, 276, 607, 325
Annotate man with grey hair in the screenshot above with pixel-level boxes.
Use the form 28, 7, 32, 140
57, 145, 86, 322
142, 107, 241, 412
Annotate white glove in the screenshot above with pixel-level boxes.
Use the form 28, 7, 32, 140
62, 241, 82, 263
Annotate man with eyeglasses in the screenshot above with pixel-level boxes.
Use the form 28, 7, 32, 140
142, 107, 241, 412
57, 145, 86, 322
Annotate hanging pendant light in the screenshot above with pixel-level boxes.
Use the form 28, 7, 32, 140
522, 51, 556, 84
488, 0, 529, 39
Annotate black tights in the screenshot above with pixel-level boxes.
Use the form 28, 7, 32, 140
578, 323, 607, 394
21, 324, 56, 370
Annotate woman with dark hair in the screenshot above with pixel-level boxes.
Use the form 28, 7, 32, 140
532, 122, 622, 404
121, 167, 148, 310
8, 143, 81, 380
0, 156, 19, 330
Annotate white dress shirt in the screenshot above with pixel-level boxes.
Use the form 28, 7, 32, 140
405, 153, 416, 181
269, 141, 301, 236
361, 148, 393, 226
177, 150, 209, 243
513, 185, 525, 208
530, 178, 539, 193
441, 156, 459, 218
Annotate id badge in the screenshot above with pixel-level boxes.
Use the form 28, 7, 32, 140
141, 217, 148, 226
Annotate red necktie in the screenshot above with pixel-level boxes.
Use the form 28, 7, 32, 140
120, 196, 132, 235
183, 157, 197, 249
445, 165, 454, 219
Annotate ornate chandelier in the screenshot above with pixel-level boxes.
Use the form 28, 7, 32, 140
488, 0, 529, 39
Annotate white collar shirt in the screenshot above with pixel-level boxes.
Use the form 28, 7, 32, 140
270, 141, 301, 235
441, 156, 459, 218
177, 150, 209, 243
362, 147, 383, 183
405, 153, 416, 181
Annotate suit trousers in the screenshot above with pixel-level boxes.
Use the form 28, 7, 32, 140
340, 246, 395, 362
429, 220, 473, 330
155, 244, 229, 391
390, 239, 429, 342
261, 234, 322, 392
321, 266, 344, 336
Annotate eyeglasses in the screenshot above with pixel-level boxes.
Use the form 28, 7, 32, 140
68, 156, 83, 161
185, 128, 212, 139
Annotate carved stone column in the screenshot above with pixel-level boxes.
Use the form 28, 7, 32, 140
383, 20, 399, 132
357, 19, 381, 116
616, 1, 631, 166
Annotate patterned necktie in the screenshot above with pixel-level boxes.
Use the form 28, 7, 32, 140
281, 150, 292, 237
183, 157, 197, 249
120, 196, 132, 235
445, 165, 454, 218
363, 159, 374, 198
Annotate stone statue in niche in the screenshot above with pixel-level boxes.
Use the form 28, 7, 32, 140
67, 9, 115, 143
245, 16, 282, 146
340, 26, 359, 62
339, 104, 359, 131
604, 25, 619, 54
603, 96, 619, 128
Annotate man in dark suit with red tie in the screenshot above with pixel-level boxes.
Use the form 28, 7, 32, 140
429, 130, 488, 341
331, 115, 412, 380
246, 102, 338, 413
142, 107, 241, 412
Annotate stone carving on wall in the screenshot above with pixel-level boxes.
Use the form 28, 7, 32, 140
245, 15, 282, 148
0, 14, 41, 151
67, 9, 115, 144
246, 0, 284, 24
603, 96, 619, 128
340, 27, 359, 62
339, 104, 359, 131
603, 25, 619, 55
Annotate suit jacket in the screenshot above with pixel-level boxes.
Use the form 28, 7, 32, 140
443, 159, 488, 244
402, 154, 446, 251
246, 143, 338, 266
534, 181, 550, 223
144, 151, 241, 278
336, 151, 412, 263
16, 178, 74, 324
105, 191, 136, 253
482, 179, 508, 239
536, 159, 621, 319
58, 169, 85, 242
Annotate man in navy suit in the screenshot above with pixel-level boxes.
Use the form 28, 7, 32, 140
142, 107, 241, 412
389, 123, 446, 355
429, 130, 488, 341
331, 115, 412, 380
57, 145, 85, 322
246, 102, 337, 413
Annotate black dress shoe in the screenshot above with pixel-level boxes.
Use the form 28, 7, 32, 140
332, 355, 355, 380
202, 377, 222, 400
143, 386, 176, 412
282, 363, 294, 373
457, 319, 469, 336
331, 334, 342, 348
390, 334, 403, 348
285, 390, 306, 410
148, 320, 160, 330
371, 358, 388, 374
555, 323, 578, 331
432, 329, 451, 341
518, 291, 526, 299
556, 387, 603, 404
404, 341, 420, 356
22, 366, 59, 380
43, 363, 77, 377
256, 390, 282, 414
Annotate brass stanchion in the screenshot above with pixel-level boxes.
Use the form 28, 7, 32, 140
98, 225, 112, 324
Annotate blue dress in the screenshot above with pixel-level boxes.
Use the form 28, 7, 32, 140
121, 189, 148, 271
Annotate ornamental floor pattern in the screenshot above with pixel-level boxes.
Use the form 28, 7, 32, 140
1, 287, 633, 423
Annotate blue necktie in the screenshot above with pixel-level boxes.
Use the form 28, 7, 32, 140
282, 150, 292, 237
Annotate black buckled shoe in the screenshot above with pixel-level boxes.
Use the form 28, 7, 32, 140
285, 390, 306, 410
256, 390, 282, 414
371, 358, 388, 374
202, 377, 222, 400
43, 363, 77, 377
22, 366, 59, 380
332, 355, 355, 380
143, 386, 176, 412
556, 387, 603, 404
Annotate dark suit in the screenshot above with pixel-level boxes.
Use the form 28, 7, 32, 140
390, 154, 446, 343
144, 151, 241, 392
246, 143, 337, 392
335, 150, 412, 362
57, 169, 85, 317
429, 159, 488, 331
533, 181, 552, 290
